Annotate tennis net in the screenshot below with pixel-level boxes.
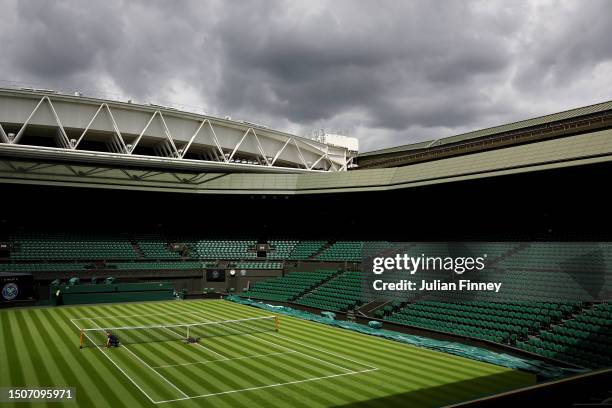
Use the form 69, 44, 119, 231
80, 315, 278, 348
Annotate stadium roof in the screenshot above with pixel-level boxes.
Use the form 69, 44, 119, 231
2, 125, 612, 194
0, 87, 353, 173
359, 99, 612, 158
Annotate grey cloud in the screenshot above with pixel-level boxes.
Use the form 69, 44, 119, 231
0, 0, 610, 152
10, 1, 123, 79
213, 0, 521, 137
513, 1, 612, 92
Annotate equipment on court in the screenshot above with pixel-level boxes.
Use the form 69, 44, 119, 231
79, 315, 279, 348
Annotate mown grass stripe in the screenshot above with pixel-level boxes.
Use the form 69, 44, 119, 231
92, 304, 203, 366
140, 302, 250, 361
205, 300, 503, 379
71, 311, 183, 403
151, 302, 357, 408
179, 304, 360, 377
148, 302, 376, 407
90, 303, 237, 400
0, 299, 535, 408
30, 308, 106, 408
198, 300, 532, 404
15, 309, 57, 408
104, 304, 220, 370
3, 311, 33, 408
56, 306, 153, 407
0, 311, 11, 386
181, 302, 382, 406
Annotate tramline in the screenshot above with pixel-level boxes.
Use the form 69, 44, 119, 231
79, 315, 279, 348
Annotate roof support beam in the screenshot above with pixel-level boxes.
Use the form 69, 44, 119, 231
0, 123, 8, 143
12, 96, 70, 148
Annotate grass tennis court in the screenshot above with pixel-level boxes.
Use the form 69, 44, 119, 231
0, 300, 535, 407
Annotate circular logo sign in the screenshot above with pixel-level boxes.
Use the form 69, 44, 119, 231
2, 283, 19, 301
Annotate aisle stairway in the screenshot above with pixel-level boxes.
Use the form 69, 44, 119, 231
307, 241, 333, 260
295, 270, 366, 312
240, 269, 337, 302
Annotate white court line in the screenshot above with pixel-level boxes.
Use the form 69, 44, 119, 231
206, 301, 380, 371
155, 368, 378, 404
73, 303, 380, 403
153, 350, 297, 369
71, 310, 205, 321
73, 315, 275, 331
160, 325, 229, 361
83, 318, 189, 400
74, 313, 262, 361
180, 308, 358, 374
69, 318, 158, 405
74, 304, 378, 371
262, 332, 379, 371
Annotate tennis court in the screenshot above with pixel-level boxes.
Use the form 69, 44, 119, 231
71, 304, 377, 404
1, 299, 535, 407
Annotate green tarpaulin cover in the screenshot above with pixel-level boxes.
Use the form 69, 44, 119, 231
227, 296, 587, 379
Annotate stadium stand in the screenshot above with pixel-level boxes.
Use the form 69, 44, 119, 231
497, 242, 612, 271
267, 240, 299, 259
0, 261, 212, 272
316, 241, 364, 261
111, 261, 206, 270
384, 300, 569, 344
134, 233, 180, 259
0, 262, 90, 272
230, 261, 283, 270
241, 269, 337, 302
288, 240, 327, 260
226, 240, 612, 371
10, 232, 137, 260
296, 270, 366, 312
516, 303, 612, 368
189, 239, 257, 259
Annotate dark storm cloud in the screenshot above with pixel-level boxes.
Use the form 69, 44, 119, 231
213, 1, 518, 128
1, 0, 611, 151
513, 1, 612, 91
8, 1, 121, 78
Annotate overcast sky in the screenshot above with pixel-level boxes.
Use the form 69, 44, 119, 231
0, 0, 611, 151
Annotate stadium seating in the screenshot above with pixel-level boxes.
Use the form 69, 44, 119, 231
288, 241, 327, 260
231, 261, 283, 270
189, 239, 257, 259
0, 262, 90, 272
267, 240, 299, 259
296, 270, 366, 312
0, 261, 210, 272
515, 303, 612, 368
10, 232, 137, 260
498, 242, 612, 271
316, 241, 364, 261
110, 261, 206, 270
241, 269, 337, 302
134, 234, 180, 259
385, 300, 571, 344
